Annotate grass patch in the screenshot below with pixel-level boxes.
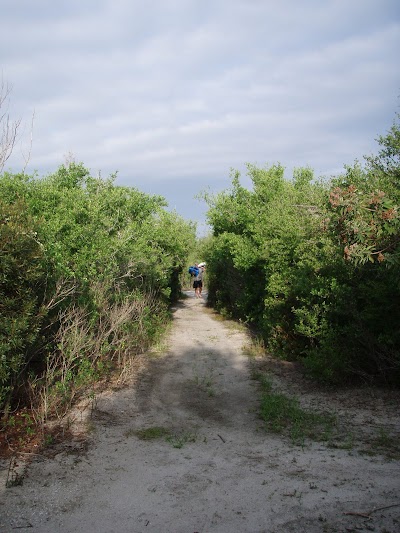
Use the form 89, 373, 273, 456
166, 431, 197, 449
192, 361, 216, 397
255, 371, 400, 458
127, 425, 197, 449
368, 428, 400, 460
193, 372, 215, 396
258, 376, 336, 445
243, 336, 266, 358
328, 432, 355, 451
130, 426, 170, 440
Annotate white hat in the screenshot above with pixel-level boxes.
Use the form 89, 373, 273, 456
198, 262, 206, 267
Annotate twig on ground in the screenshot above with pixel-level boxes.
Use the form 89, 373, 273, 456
343, 512, 371, 519
370, 503, 400, 513
344, 503, 400, 519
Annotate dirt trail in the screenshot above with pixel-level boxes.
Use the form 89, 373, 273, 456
1, 292, 400, 532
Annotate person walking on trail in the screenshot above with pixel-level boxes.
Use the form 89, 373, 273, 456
194, 263, 206, 298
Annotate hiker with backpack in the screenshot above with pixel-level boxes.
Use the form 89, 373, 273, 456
188, 262, 206, 298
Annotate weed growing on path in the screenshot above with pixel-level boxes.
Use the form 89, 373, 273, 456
360, 428, 400, 460
127, 426, 197, 449
129, 426, 170, 440
192, 358, 216, 397
257, 374, 337, 446
253, 370, 400, 458
166, 431, 197, 449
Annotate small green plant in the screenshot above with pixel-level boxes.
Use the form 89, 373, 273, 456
327, 430, 354, 451
195, 376, 215, 396
127, 426, 197, 449
374, 427, 393, 447
130, 426, 170, 440
369, 427, 400, 459
166, 431, 197, 449
21, 413, 35, 436
243, 337, 266, 358
43, 433, 55, 447
6, 470, 24, 488
192, 363, 216, 397
5, 457, 24, 488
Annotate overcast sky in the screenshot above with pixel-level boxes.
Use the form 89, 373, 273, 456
1, 0, 399, 234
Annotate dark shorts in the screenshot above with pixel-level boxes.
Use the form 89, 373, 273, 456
193, 280, 202, 289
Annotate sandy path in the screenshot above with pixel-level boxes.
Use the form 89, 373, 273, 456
1, 292, 399, 532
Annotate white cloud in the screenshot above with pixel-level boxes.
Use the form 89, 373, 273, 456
1, 0, 399, 226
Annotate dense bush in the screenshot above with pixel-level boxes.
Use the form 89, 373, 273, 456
204, 118, 400, 384
0, 163, 195, 417
0, 200, 49, 411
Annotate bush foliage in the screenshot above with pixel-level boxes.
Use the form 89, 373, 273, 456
203, 117, 400, 384
0, 162, 195, 417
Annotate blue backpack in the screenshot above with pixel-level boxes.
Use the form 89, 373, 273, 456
188, 266, 199, 276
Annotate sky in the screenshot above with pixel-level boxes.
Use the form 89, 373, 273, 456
1, 0, 399, 235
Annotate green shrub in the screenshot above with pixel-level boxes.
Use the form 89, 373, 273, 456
0, 162, 196, 417
0, 199, 49, 412
203, 115, 400, 384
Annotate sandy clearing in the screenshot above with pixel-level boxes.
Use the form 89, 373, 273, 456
1, 291, 399, 533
